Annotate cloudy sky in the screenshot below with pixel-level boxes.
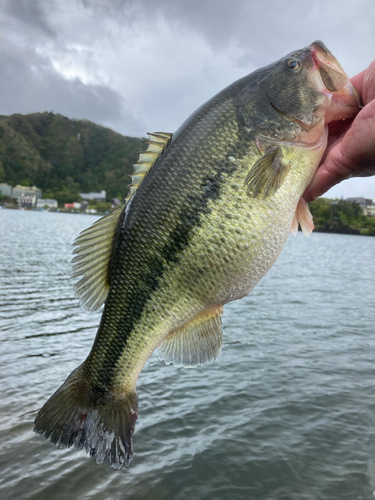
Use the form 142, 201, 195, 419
1, 0, 374, 199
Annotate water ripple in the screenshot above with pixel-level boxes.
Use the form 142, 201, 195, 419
1, 210, 375, 499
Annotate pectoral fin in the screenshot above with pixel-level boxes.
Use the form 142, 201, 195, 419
245, 147, 291, 199
290, 197, 314, 236
158, 307, 223, 368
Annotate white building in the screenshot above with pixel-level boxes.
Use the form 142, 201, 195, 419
346, 197, 373, 206
12, 185, 42, 199
79, 190, 106, 202
0, 183, 12, 197
363, 205, 375, 217
346, 197, 374, 217
18, 194, 37, 208
36, 199, 58, 209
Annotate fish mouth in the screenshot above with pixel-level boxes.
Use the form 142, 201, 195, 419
270, 101, 319, 132
308, 40, 361, 121
269, 100, 326, 148
309, 40, 348, 92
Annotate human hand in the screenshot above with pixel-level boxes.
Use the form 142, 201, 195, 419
304, 60, 375, 202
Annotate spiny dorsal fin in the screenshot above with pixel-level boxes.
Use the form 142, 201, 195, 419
72, 131, 172, 312
245, 147, 291, 198
125, 132, 172, 203
72, 205, 124, 311
158, 307, 223, 368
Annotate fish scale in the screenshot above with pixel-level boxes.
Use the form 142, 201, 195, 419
86, 140, 316, 395
34, 40, 360, 469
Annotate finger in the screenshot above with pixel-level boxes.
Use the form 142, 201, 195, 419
303, 143, 352, 202
327, 116, 354, 136
362, 61, 375, 104
351, 60, 375, 105
340, 100, 375, 175
350, 69, 366, 97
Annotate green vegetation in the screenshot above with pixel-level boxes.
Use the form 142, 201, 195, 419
1, 112, 374, 235
88, 199, 112, 213
309, 198, 375, 236
0, 112, 144, 205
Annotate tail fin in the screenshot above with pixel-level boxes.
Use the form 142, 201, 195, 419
33, 367, 138, 470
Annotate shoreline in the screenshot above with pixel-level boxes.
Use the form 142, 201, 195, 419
2, 206, 374, 236
0, 206, 108, 216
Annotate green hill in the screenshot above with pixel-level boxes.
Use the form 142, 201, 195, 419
0, 112, 144, 204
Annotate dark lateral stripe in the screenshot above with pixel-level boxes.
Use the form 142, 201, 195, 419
94, 150, 241, 391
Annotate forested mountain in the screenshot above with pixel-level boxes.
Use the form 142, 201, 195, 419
2, 113, 374, 236
0, 112, 144, 204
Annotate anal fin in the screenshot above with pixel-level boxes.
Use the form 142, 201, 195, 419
158, 307, 223, 368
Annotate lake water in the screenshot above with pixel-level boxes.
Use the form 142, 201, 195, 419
1, 208, 375, 500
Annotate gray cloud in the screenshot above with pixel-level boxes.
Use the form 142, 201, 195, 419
4, 0, 56, 38
0, 48, 145, 135
1, 0, 374, 196
0, 0, 146, 135
1, 0, 375, 136
83, 0, 375, 74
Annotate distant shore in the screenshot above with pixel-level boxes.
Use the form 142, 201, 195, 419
2, 205, 374, 236
308, 198, 375, 237
312, 227, 373, 237
0, 206, 108, 216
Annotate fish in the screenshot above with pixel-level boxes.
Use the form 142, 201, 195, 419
33, 41, 360, 469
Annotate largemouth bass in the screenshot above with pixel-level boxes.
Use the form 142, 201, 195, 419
34, 41, 360, 469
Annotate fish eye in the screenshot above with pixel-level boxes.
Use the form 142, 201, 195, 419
285, 58, 301, 72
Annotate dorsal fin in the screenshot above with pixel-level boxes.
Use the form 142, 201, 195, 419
72, 205, 124, 311
158, 307, 223, 368
125, 132, 172, 203
71, 131, 172, 312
